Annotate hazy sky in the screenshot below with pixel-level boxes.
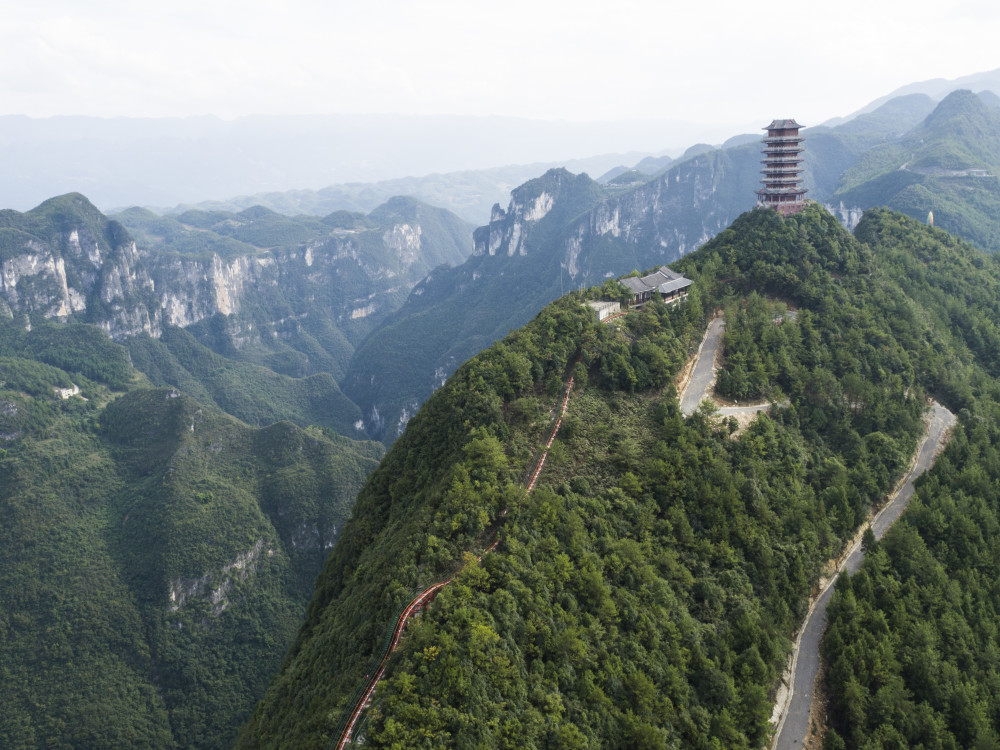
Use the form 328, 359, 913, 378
4, 0, 999, 130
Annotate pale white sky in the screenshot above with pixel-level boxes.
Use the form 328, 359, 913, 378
3, 0, 999, 129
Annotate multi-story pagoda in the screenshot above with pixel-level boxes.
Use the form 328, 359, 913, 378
756, 119, 806, 215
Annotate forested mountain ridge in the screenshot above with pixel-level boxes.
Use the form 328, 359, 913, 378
1, 192, 471, 350
818, 209, 1000, 749
834, 89, 1000, 252
0, 314, 384, 748
240, 204, 991, 749
342, 92, 986, 444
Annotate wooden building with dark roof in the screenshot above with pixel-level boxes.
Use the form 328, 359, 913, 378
621, 266, 692, 307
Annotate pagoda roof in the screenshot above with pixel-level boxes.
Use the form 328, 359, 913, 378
764, 119, 804, 130
756, 187, 808, 196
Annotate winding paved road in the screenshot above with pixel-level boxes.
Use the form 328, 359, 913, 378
772, 402, 956, 750
679, 316, 725, 416
679, 316, 777, 420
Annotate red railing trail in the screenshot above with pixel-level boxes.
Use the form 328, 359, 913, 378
526, 375, 573, 492
333, 372, 577, 749
334, 310, 627, 748
334, 541, 500, 748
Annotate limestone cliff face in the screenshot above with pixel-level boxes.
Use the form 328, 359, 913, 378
474, 152, 760, 285
1, 246, 89, 318
824, 202, 865, 231
0, 195, 471, 349
473, 170, 567, 258
137, 231, 433, 344
96, 237, 159, 338
150, 253, 278, 332
0, 200, 158, 337
0, 220, 263, 339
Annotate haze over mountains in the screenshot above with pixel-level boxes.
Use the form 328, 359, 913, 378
4, 67, 997, 227
163, 154, 671, 227
0, 114, 705, 216
825, 67, 1000, 124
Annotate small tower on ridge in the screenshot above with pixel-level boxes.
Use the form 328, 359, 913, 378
756, 119, 806, 215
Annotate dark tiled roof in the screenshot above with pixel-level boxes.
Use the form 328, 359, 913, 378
622, 266, 691, 296
764, 118, 804, 130
621, 277, 649, 293
755, 186, 808, 195
659, 277, 692, 295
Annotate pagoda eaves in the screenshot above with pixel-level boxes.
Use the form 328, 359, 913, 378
756, 118, 806, 215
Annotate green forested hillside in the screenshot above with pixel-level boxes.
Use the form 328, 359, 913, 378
240, 204, 990, 749
819, 210, 1000, 749
126, 326, 366, 437
835, 90, 1000, 252
0, 316, 382, 749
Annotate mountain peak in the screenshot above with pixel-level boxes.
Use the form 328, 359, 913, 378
473, 169, 604, 258
510, 167, 586, 201
922, 88, 994, 131
33, 192, 101, 213
367, 195, 428, 223
22, 192, 109, 230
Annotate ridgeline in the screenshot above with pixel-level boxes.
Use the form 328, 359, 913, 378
240, 204, 1000, 748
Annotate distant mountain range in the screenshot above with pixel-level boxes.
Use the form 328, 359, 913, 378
824, 67, 1000, 124
3, 67, 994, 230
164, 74, 1000, 230
159, 153, 674, 226
0, 113, 715, 215
5, 88, 1000, 447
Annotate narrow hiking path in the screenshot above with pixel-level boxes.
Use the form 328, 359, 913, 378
772, 402, 956, 750
334, 307, 646, 747
334, 371, 579, 748
334, 309, 644, 747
